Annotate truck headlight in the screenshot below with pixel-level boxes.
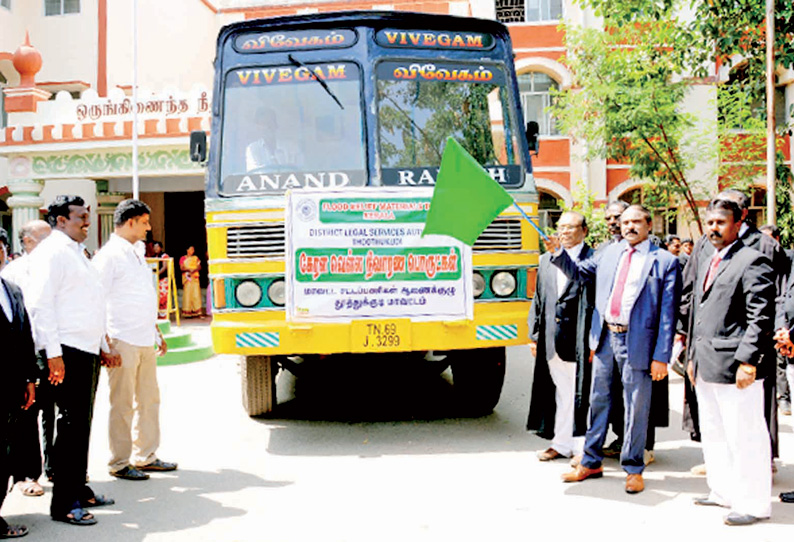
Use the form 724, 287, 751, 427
491, 271, 516, 297
267, 279, 286, 306
235, 280, 262, 308
472, 272, 486, 298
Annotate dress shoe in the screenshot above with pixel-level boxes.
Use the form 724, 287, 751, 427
602, 439, 622, 459
780, 490, 794, 503
779, 399, 792, 416
723, 512, 765, 526
537, 448, 564, 462
693, 496, 726, 507
625, 473, 644, 494
643, 450, 655, 466
690, 463, 707, 476
570, 454, 582, 468
561, 464, 603, 483
110, 465, 149, 481
136, 459, 178, 472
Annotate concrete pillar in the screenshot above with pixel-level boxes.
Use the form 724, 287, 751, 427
96, 193, 128, 247
6, 179, 44, 254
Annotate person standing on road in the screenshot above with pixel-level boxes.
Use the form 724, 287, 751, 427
0, 227, 38, 539
93, 200, 175, 482
686, 198, 775, 526
527, 211, 594, 463
26, 195, 119, 526
1, 220, 52, 497
548, 205, 681, 494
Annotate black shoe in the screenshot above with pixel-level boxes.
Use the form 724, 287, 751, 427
110, 466, 149, 481
603, 439, 622, 459
780, 491, 794, 503
724, 512, 765, 526
136, 459, 178, 472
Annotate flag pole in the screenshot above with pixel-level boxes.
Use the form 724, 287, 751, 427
512, 202, 549, 241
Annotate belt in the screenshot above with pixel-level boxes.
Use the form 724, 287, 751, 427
607, 323, 628, 333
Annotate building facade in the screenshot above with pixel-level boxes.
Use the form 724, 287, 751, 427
1, 0, 792, 255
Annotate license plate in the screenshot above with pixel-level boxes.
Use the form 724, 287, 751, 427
351, 320, 411, 351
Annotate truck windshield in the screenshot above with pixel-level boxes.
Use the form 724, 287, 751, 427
376, 61, 522, 187
220, 61, 366, 195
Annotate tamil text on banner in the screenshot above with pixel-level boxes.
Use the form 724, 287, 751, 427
286, 188, 473, 322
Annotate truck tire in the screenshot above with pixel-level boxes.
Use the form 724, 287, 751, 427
450, 347, 506, 417
241, 355, 277, 416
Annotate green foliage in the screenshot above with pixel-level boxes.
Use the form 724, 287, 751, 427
561, 179, 610, 247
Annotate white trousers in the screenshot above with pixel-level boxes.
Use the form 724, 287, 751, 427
787, 365, 794, 401
696, 375, 771, 518
549, 355, 584, 457
107, 338, 162, 472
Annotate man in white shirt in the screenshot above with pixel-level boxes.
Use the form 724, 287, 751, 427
1, 219, 52, 496
27, 195, 119, 526
93, 199, 175, 482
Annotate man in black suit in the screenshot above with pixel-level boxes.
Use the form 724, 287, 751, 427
687, 198, 775, 526
527, 211, 594, 462
0, 228, 38, 538
679, 189, 786, 463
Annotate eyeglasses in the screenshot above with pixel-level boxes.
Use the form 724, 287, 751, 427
557, 224, 582, 232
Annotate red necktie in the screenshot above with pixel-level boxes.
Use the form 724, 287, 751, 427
704, 253, 721, 291
610, 247, 635, 319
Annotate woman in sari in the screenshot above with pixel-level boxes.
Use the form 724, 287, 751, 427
152, 241, 170, 319
180, 245, 203, 318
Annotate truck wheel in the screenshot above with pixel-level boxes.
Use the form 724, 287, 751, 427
450, 347, 506, 417
241, 355, 278, 416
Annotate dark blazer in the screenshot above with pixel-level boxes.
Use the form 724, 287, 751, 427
553, 240, 682, 370
527, 245, 595, 437
0, 278, 37, 410
689, 241, 776, 384
775, 250, 794, 334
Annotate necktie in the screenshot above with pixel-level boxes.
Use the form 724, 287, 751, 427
704, 253, 722, 291
609, 247, 635, 320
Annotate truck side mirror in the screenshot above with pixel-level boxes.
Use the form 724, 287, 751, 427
526, 121, 539, 156
190, 130, 207, 163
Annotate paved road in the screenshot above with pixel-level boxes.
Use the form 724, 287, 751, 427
3, 327, 794, 541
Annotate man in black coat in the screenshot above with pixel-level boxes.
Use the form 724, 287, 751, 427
0, 228, 38, 538
679, 188, 786, 463
686, 198, 775, 526
527, 211, 594, 461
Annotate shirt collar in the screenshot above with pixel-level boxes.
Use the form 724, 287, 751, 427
51, 228, 85, 252
109, 233, 147, 259
739, 222, 749, 238
624, 239, 650, 254
563, 242, 585, 260
716, 240, 738, 259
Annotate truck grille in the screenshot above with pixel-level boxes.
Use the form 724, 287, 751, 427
225, 218, 523, 258
473, 219, 523, 252
226, 223, 286, 258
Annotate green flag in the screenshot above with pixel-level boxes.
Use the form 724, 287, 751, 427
422, 137, 514, 246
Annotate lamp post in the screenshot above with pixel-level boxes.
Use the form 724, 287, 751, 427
132, 0, 140, 199
765, 0, 775, 224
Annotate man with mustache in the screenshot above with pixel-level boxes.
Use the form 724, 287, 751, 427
678, 189, 786, 471
26, 195, 120, 526
686, 198, 775, 525
545, 205, 681, 494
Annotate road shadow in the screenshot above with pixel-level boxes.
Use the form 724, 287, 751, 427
3, 469, 291, 542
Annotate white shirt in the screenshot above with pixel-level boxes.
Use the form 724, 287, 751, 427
556, 242, 585, 298
0, 280, 12, 322
1, 253, 32, 296
93, 233, 158, 347
606, 239, 651, 325
27, 229, 106, 358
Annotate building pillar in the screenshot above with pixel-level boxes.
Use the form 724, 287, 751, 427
96, 192, 128, 247
6, 179, 44, 254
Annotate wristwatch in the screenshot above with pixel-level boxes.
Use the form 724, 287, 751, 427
739, 364, 757, 375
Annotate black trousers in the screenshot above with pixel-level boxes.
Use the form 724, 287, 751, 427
0, 403, 12, 523
49, 345, 100, 518
11, 360, 55, 483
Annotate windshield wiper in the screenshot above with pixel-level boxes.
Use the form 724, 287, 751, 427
288, 54, 344, 110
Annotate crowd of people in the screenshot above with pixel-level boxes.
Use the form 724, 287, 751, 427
0, 197, 176, 537
528, 189, 794, 526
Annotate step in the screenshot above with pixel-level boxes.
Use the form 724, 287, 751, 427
157, 319, 172, 335
157, 344, 215, 367
163, 330, 193, 349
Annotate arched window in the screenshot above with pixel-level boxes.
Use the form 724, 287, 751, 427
538, 189, 562, 230
517, 72, 559, 136
619, 187, 678, 236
